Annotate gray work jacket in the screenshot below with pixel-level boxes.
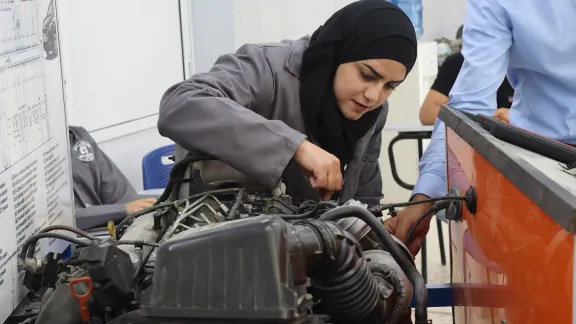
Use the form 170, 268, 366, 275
69, 126, 139, 229
158, 36, 388, 206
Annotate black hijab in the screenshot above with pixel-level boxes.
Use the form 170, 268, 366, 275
299, 0, 418, 168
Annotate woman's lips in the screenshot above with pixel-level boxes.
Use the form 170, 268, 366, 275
353, 100, 370, 112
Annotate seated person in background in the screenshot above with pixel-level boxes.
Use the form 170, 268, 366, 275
419, 25, 514, 125
69, 126, 156, 230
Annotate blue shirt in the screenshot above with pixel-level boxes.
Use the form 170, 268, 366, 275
413, 0, 576, 199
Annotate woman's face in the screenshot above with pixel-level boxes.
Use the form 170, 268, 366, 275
333, 59, 406, 120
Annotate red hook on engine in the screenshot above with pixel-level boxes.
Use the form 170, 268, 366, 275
70, 276, 93, 323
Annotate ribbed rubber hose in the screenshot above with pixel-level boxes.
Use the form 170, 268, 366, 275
319, 205, 428, 323
298, 220, 386, 323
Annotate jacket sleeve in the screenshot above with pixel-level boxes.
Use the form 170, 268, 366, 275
75, 204, 128, 230
157, 44, 307, 189
353, 123, 385, 207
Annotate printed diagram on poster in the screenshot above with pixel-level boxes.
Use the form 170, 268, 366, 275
0, 0, 74, 321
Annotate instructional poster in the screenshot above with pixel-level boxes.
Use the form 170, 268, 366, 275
0, 0, 74, 321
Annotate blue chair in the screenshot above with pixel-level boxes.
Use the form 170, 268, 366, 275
142, 144, 176, 190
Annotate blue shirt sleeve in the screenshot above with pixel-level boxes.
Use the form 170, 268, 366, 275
412, 0, 513, 199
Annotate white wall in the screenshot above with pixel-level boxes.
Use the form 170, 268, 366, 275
55, 0, 185, 190
232, 0, 356, 46
56, 0, 184, 143
421, 0, 466, 41
233, 0, 466, 45
186, 0, 357, 73
186, 0, 467, 75
187, 0, 236, 75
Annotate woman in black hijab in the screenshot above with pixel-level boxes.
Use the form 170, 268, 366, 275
301, 0, 417, 169
158, 0, 418, 205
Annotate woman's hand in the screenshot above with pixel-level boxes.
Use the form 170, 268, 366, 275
294, 140, 343, 200
383, 194, 433, 257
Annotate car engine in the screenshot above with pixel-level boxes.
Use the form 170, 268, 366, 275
15, 156, 429, 324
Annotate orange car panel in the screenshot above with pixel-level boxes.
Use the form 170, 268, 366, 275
442, 107, 576, 324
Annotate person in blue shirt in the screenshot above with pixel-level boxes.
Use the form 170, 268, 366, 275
385, 0, 576, 256
419, 25, 514, 126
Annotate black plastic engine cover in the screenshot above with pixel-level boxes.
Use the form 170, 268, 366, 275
77, 245, 135, 308
140, 215, 299, 322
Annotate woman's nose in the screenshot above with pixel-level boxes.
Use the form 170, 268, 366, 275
364, 84, 381, 104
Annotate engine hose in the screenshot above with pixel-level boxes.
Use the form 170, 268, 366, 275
156, 153, 215, 204
35, 283, 84, 324
39, 225, 103, 241
319, 205, 428, 324
19, 233, 91, 260
297, 220, 386, 323
168, 168, 186, 202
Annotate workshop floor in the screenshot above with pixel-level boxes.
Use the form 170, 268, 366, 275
412, 219, 453, 324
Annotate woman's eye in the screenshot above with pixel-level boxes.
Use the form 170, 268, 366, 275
360, 70, 376, 81
386, 83, 397, 90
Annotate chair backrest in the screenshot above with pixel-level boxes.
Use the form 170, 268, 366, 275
142, 144, 176, 190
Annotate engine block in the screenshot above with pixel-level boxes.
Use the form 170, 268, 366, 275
18, 189, 417, 324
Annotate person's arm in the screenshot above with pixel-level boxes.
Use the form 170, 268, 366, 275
419, 90, 449, 125
354, 116, 386, 206
75, 204, 128, 230
413, 0, 512, 200
386, 0, 513, 256
158, 44, 306, 190
419, 53, 462, 125
71, 129, 154, 229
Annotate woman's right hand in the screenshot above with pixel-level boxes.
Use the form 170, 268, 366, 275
294, 140, 343, 200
